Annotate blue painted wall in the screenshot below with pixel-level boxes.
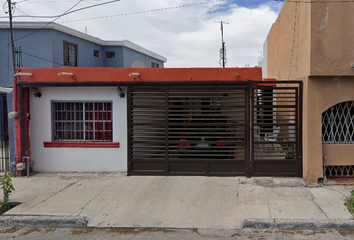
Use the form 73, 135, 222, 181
51, 30, 105, 68
0, 28, 165, 87
103, 46, 124, 68
123, 48, 164, 68
0, 29, 14, 88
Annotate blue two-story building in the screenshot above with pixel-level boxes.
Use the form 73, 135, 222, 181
0, 21, 167, 172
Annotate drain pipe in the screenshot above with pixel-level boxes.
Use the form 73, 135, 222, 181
323, 155, 327, 183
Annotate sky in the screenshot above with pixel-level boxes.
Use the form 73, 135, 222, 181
1, 0, 285, 68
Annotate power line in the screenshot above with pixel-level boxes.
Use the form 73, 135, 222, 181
11, 0, 83, 42
1, 0, 82, 54
1, 0, 119, 52
7, 0, 16, 74
23, 0, 110, 2
22, 51, 64, 66
16, 7, 41, 21
59, 0, 225, 23
0, 0, 120, 19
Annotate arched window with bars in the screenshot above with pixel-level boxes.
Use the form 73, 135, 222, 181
322, 101, 354, 144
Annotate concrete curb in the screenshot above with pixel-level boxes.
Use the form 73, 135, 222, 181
243, 218, 354, 231
0, 216, 88, 228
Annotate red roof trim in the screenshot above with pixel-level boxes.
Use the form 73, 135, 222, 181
17, 67, 262, 83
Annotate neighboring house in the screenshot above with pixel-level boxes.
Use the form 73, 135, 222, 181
0, 21, 166, 87
0, 21, 166, 172
261, 1, 354, 183
11, 67, 303, 177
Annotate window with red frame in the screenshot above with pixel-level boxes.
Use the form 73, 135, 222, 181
52, 101, 112, 142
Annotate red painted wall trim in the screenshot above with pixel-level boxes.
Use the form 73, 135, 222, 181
43, 142, 119, 148
16, 67, 262, 83
256, 83, 276, 87
14, 78, 22, 175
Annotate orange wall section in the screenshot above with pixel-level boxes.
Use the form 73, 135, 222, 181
16, 68, 262, 84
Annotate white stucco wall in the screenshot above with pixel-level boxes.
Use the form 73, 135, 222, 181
29, 87, 127, 172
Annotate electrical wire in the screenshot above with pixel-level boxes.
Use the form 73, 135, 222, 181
16, 7, 41, 21
13, 0, 83, 41
0, 0, 120, 18
22, 51, 64, 66
0, 0, 120, 19
59, 0, 225, 23
24, 0, 110, 2
4, 0, 353, 20
1, 0, 83, 52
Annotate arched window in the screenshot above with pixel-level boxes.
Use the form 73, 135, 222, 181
322, 101, 354, 144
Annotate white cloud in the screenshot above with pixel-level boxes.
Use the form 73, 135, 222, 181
11, 0, 281, 68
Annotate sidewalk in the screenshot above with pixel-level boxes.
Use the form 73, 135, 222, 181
1, 173, 353, 230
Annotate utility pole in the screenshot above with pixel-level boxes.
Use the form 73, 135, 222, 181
215, 20, 229, 68
7, 0, 16, 74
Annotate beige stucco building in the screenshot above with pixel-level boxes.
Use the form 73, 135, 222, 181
261, 0, 354, 183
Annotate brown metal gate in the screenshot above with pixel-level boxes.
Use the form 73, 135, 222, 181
0, 94, 9, 172
128, 81, 302, 177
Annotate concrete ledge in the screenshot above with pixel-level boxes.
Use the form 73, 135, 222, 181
243, 219, 354, 231
0, 216, 88, 228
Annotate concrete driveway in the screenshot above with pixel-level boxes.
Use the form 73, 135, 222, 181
3, 173, 353, 230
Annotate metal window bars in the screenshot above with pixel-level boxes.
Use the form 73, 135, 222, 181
325, 165, 354, 177
322, 101, 354, 144
52, 101, 112, 142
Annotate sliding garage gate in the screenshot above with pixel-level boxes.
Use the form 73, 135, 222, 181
128, 81, 302, 177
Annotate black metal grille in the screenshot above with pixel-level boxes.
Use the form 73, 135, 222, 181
322, 101, 354, 144
325, 165, 354, 177
52, 101, 112, 142
128, 82, 302, 177
251, 84, 301, 177
63, 41, 78, 67
0, 95, 9, 172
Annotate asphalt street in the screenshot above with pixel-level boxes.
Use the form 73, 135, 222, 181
1, 227, 354, 240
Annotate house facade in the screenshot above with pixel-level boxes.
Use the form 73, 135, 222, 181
12, 67, 303, 177
261, 0, 354, 183
0, 21, 166, 172
0, 21, 166, 88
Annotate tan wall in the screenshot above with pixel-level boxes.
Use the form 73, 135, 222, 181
267, 1, 354, 184
267, 1, 312, 181
323, 144, 354, 166
306, 77, 354, 182
311, 1, 354, 76
267, 1, 311, 80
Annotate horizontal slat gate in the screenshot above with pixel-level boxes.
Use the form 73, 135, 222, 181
128, 85, 248, 176
251, 84, 302, 177
128, 82, 302, 177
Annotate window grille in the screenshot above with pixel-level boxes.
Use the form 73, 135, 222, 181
52, 101, 112, 142
151, 62, 159, 68
106, 51, 115, 58
63, 41, 78, 67
325, 165, 354, 177
93, 50, 101, 58
322, 101, 354, 144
